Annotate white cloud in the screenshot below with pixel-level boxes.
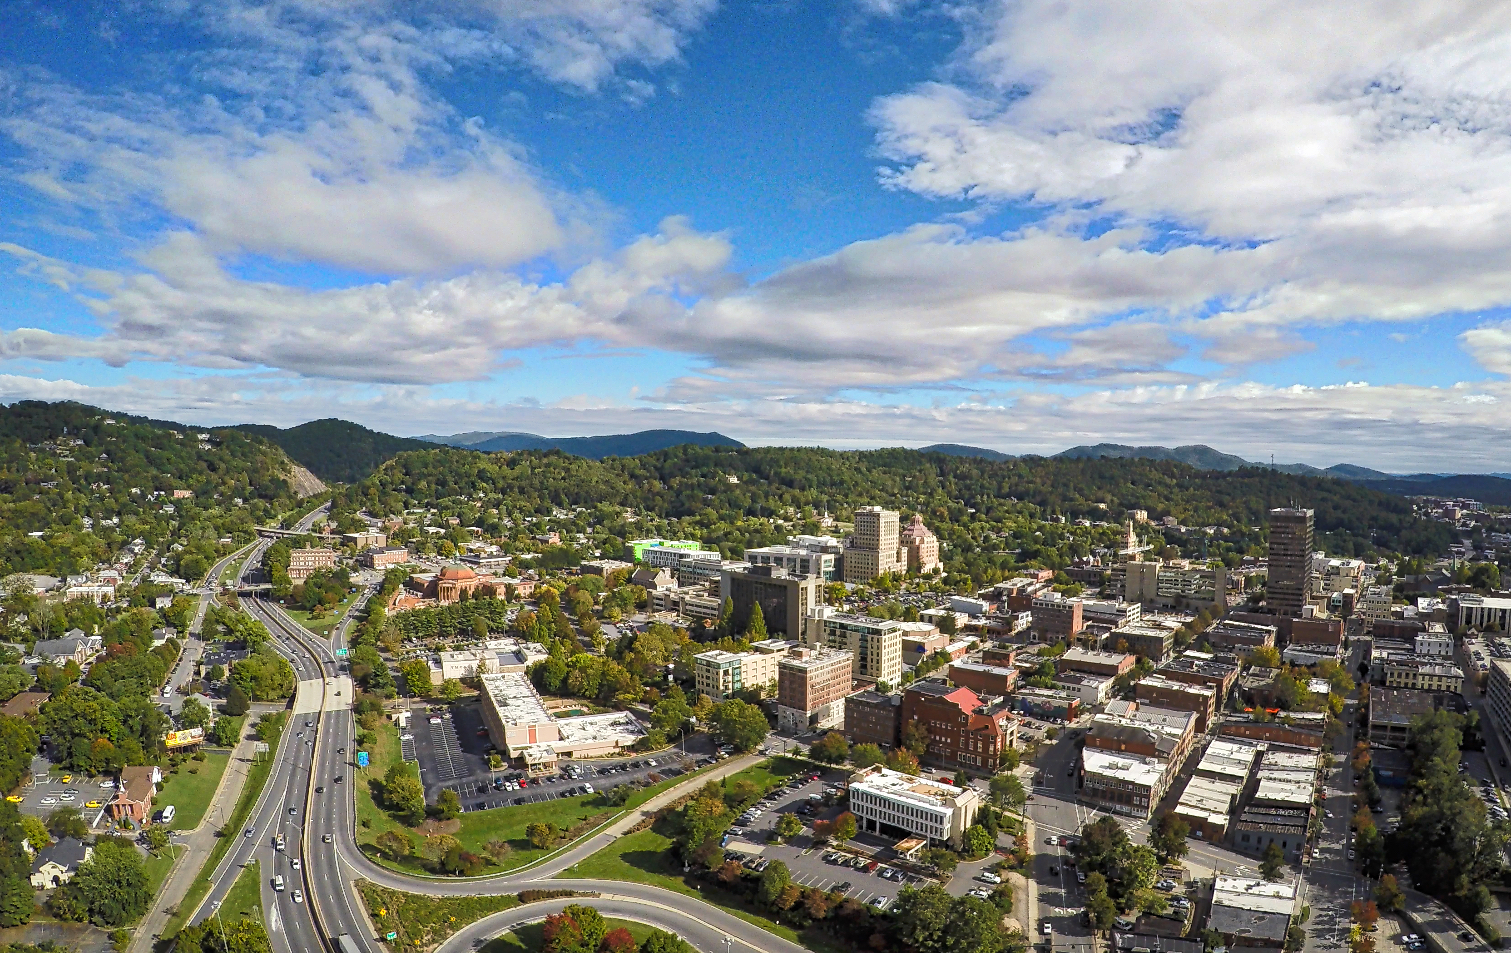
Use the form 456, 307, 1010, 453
869, 0, 1511, 372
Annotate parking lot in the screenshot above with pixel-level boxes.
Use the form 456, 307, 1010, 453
412, 704, 715, 812
715, 767, 1003, 912
16, 758, 113, 826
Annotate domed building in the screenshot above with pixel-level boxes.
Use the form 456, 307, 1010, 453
435, 565, 481, 603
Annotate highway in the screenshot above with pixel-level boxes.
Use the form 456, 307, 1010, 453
223, 501, 807, 953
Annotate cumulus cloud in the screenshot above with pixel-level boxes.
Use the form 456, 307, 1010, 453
0, 220, 732, 384
870, 0, 1511, 372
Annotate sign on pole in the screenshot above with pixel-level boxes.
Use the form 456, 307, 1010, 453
357, 751, 370, 767
336, 648, 348, 657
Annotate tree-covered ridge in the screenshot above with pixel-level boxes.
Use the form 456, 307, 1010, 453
339, 445, 1454, 569
232, 418, 432, 483
0, 400, 301, 578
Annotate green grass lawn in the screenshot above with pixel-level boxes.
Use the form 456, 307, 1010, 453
560, 757, 813, 947
221, 859, 263, 922
284, 591, 361, 636
163, 713, 287, 938
484, 918, 659, 953
157, 752, 232, 830
356, 718, 718, 877
143, 843, 185, 896
357, 881, 523, 950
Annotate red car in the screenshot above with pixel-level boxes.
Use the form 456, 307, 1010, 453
866, 861, 879, 872
518, 778, 528, 787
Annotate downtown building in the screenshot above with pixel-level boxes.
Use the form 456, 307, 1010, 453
846, 765, 982, 850
901, 681, 1020, 775
843, 506, 906, 583
775, 646, 853, 734
720, 565, 824, 639
805, 608, 905, 688
1267, 508, 1314, 618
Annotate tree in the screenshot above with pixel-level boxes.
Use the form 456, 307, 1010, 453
922, 847, 958, 872
833, 812, 857, 841
382, 766, 426, 825
902, 718, 928, 756
434, 788, 461, 821
1351, 900, 1379, 932
989, 773, 1026, 810
641, 931, 693, 953
420, 834, 461, 864
207, 664, 225, 683
744, 602, 767, 640
1085, 872, 1117, 934
223, 683, 251, 717
1376, 874, 1405, 914
526, 822, 561, 849
1000, 746, 1021, 771
58, 837, 149, 926
1251, 645, 1282, 668
375, 830, 413, 861
438, 678, 463, 701
210, 716, 240, 746
775, 813, 803, 841
851, 743, 885, 768
963, 824, 994, 858
398, 659, 433, 697
145, 827, 170, 853
600, 928, 637, 953
1151, 812, 1190, 863
19, 815, 48, 852
758, 860, 791, 906
809, 732, 849, 763
712, 699, 768, 751
1260, 841, 1286, 880
179, 696, 211, 730
48, 808, 89, 841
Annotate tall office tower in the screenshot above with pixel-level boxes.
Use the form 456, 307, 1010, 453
844, 506, 904, 583
1267, 508, 1314, 618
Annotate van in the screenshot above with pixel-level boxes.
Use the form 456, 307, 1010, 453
159, 805, 176, 824
272, 875, 285, 892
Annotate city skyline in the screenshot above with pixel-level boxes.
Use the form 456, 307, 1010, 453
3, 2, 1511, 470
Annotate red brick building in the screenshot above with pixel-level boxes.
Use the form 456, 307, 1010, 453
948, 661, 1019, 696
845, 690, 901, 748
901, 681, 1020, 775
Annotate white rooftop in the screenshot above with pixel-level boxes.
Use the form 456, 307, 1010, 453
1213, 877, 1298, 914
849, 766, 968, 811
480, 672, 553, 727
1082, 749, 1165, 786
555, 711, 646, 745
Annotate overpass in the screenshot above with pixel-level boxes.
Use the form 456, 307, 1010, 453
255, 526, 340, 542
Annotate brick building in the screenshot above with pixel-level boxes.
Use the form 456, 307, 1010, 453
1134, 675, 1218, 732
845, 690, 902, 748
901, 681, 1020, 775
947, 661, 1019, 696
776, 647, 853, 734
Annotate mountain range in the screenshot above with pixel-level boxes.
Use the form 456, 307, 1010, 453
414, 429, 744, 459
919, 441, 1511, 505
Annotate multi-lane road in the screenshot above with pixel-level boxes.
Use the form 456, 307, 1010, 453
198, 502, 816, 953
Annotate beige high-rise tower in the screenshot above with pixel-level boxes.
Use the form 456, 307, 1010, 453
844, 506, 905, 583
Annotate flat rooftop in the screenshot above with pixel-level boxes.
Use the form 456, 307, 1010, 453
1082, 749, 1164, 786
849, 765, 967, 811
555, 711, 645, 745
480, 672, 553, 727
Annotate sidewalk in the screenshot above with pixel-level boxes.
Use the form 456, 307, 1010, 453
128, 730, 259, 952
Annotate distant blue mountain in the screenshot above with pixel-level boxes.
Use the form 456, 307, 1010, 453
415, 428, 744, 459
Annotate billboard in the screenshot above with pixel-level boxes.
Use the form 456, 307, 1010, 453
164, 727, 205, 749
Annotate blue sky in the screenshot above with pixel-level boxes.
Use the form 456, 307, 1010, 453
2, 0, 1511, 471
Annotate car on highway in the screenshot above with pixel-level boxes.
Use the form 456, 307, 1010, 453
316, 786, 325, 793
323, 833, 333, 843
245, 828, 255, 838
292, 890, 304, 904
290, 858, 301, 869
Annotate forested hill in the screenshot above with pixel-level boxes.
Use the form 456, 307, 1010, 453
232, 419, 431, 483
338, 445, 1456, 574
0, 401, 302, 578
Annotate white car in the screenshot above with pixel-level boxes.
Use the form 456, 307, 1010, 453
39, 796, 57, 806
976, 872, 1002, 884
58, 794, 75, 802
291, 890, 304, 904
